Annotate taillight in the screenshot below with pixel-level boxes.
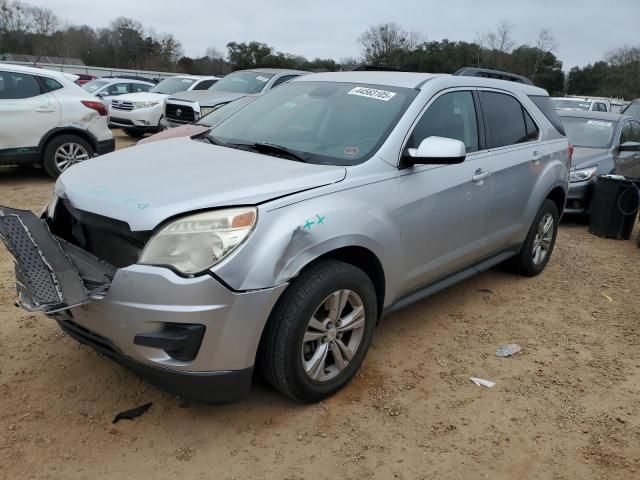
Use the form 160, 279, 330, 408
81, 100, 107, 116
568, 143, 574, 166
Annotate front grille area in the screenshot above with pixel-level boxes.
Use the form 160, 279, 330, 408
111, 100, 134, 111
165, 103, 196, 123
49, 200, 151, 269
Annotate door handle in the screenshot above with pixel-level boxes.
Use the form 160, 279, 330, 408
532, 150, 545, 165
472, 169, 491, 183
36, 106, 54, 113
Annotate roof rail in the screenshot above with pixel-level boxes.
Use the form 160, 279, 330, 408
348, 63, 403, 72
453, 67, 533, 86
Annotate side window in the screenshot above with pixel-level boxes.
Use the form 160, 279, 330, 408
193, 79, 216, 90
270, 75, 298, 89
620, 122, 634, 144
106, 83, 129, 95
631, 122, 640, 142
409, 91, 479, 153
524, 109, 540, 141
479, 91, 528, 148
0, 71, 42, 99
129, 83, 151, 93
40, 77, 63, 92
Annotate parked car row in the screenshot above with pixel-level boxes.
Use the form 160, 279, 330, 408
0, 63, 114, 177
0, 67, 572, 404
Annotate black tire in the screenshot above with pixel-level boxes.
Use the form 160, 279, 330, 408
259, 260, 377, 402
123, 128, 146, 138
42, 134, 94, 179
514, 199, 559, 277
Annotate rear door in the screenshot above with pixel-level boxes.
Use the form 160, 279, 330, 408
0, 70, 60, 157
479, 90, 544, 252
397, 89, 493, 291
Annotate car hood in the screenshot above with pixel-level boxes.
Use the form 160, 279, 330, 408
111, 92, 168, 102
137, 124, 209, 145
56, 137, 347, 231
571, 147, 610, 169
168, 90, 247, 106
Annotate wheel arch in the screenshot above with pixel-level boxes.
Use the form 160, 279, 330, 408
37, 126, 98, 162
546, 185, 566, 217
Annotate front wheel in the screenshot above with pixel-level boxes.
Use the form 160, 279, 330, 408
514, 199, 559, 276
259, 260, 377, 402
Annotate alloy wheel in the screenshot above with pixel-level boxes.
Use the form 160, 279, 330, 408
301, 289, 366, 382
532, 213, 554, 265
54, 142, 90, 172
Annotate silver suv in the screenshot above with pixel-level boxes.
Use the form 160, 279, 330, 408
0, 71, 569, 403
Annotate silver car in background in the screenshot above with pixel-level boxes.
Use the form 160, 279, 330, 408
0, 71, 569, 403
560, 110, 640, 214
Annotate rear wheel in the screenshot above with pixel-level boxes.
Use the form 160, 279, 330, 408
259, 260, 377, 402
42, 134, 93, 178
514, 199, 559, 276
123, 128, 146, 138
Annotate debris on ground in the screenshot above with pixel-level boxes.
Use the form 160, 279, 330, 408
112, 402, 152, 424
496, 344, 522, 357
470, 377, 496, 388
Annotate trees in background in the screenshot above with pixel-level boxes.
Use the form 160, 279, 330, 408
1, 0, 639, 97
568, 46, 640, 99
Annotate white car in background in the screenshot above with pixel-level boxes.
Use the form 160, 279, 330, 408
552, 97, 610, 112
107, 75, 220, 137
82, 77, 155, 106
0, 63, 114, 178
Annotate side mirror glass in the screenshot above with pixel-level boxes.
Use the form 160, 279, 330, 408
619, 141, 640, 152
404, 136, 467, 166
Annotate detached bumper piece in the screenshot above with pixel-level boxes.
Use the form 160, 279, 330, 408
0, 206, 114, 313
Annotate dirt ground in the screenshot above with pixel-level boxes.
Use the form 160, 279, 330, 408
1, 129, 639, 479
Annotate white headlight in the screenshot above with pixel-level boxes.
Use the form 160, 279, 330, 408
139, 207, 257, 275
133, 101, 160, 109
569, 167, 598, 183
200, 104, 222, 117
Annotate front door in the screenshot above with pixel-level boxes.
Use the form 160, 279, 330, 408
397, 89, 492, 293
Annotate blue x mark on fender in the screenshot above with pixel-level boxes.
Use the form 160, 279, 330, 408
302, 214, 327, 230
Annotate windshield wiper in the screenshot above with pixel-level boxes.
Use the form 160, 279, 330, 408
249, 142, 309, 163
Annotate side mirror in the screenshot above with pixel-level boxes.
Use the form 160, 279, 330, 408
402, 136, 466, 167
619, 141, 640, 152
96, 91, 108, 98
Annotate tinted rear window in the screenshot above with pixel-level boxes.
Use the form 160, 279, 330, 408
530, 95, 566, 135
479, 91, 528, 148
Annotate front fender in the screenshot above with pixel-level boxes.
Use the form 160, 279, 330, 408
212, 178, 402, 305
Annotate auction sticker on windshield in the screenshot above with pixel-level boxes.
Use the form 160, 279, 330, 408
348, 87, 397, 102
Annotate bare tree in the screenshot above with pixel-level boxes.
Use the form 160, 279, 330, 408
28, 5, 58, 36
358, 22, 422, 67
477, 20, 515, 54
205, 46, 224, 60
534, 28, 557, 53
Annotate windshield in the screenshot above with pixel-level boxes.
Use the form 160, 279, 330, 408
197, 96, 256, 127
150, 77, 196, 95
82, 80, 109, 93
552, 98, 591, 110
209, 71, 275, 94
623, 101, 640, 120
208, 81, 417, 165
561, 117, 616, 148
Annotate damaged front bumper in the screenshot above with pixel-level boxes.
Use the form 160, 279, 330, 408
0, 206, 286, 403
0, 206, 114, 313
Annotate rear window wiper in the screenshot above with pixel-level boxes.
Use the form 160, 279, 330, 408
249, 142, 310, 163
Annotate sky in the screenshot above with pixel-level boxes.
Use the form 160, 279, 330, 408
41, 0, 639, 70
